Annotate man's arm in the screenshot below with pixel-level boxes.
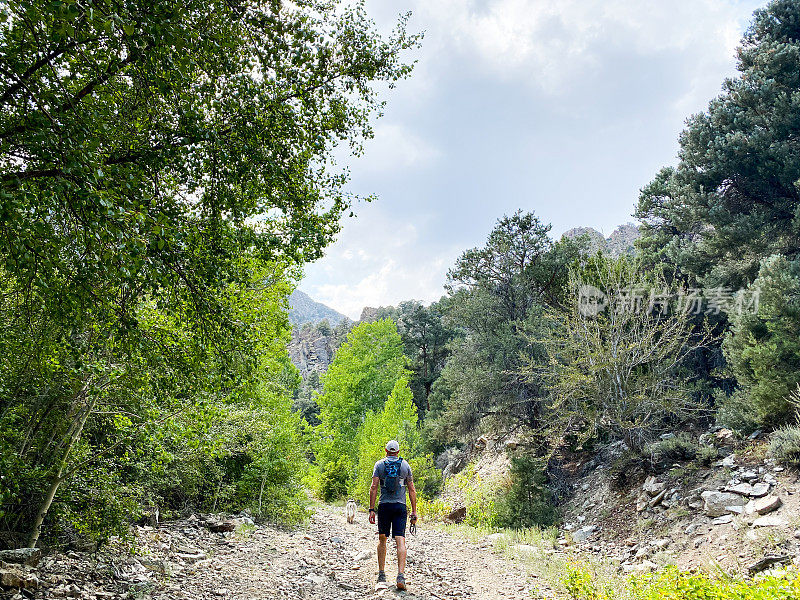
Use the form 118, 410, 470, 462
407, 477, 418, 516
369, 476, 380, 524
370, 476, 380, 509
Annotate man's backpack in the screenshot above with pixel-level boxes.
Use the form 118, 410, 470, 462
383, 457, 404, 494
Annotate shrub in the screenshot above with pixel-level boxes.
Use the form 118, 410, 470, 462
564, 564, 612, 600
417, 497, 450, 520
609, 450, 648, 489
769, 426, 800, 468
543, 257, 710, 453
696, 445, 719, 466
647, 435, 698, 466
564, 564, 800, 600
715, 390, 761, 435
498, 455, 558, 528
318, 456, 352, 503
629, 566, 800, 600
447, 463, 509, 529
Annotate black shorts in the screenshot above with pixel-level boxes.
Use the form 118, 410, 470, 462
377, 502, 407, 538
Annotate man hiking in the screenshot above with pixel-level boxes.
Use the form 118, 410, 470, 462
369, 439, 417, 591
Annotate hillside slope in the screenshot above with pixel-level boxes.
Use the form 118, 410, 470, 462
288, 290, 347, 326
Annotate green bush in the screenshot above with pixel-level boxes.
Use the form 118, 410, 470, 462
715, 389, 761, 435
696, 445, 719, 466
317, 455, 352, 503
447, 463, 509, 529
769, 426, 800, 468
564, 564, 800, 600
609, 451, 648, 489
647, 435, 698, 466
498, 455, 558, 528
630, 566, 800, 600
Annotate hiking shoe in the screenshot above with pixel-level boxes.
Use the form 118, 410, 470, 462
396, 573, 406, 590
377, 571, 387, 584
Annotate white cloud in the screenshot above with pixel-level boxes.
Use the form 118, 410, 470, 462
304, 0, 762, 315
358, 123, 442, 173
302, 205, 459, 319
409, 0, 750, 100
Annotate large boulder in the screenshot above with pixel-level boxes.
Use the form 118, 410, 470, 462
0, 564, 38, 590
0, 549, 40, 567
702, 491, 748, 517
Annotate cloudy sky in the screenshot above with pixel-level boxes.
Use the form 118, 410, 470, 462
300, 0, 765, 320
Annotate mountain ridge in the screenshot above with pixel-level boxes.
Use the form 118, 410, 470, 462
288, 289, 347, 326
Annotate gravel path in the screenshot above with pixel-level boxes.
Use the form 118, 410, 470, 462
158, 504, 535, 600
26, 504, 540, 600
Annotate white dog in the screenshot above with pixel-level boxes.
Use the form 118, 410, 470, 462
345, 498, 357, 524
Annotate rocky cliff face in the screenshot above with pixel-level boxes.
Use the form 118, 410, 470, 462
562, 222, 640, 256
288, 327, 335, 378
358, 307, 379, 323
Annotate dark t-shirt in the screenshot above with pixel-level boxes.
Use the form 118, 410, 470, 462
372, 457, 412, 505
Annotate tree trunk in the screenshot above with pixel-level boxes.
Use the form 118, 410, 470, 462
27, 390, 95, 548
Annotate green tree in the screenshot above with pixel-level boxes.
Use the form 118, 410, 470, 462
721, 255, 800, 429
314, 319, 406, 467
0, 0, 417, 546
498, 455, 557, 528
352, 378, 425, 506
541, 256, 712, 452
428, 211, 585, 443
636, 0, 800, 289
393, 300, 454, 414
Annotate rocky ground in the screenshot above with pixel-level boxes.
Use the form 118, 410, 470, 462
557, 429, 800, 577
2, 504, 538, 600
7, 428, 800, 600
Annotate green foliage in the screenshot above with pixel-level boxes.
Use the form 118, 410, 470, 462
635, 0, 800, 289
697, 445, 720, 466
309, 321, 440, 505
565, 564, 800, 600
0, 258, 311, 546
448, 463, 510, 529
609, 450, 648, 489
391, 300, 454, 415
564, 564, 613, 600
498, 455, 558, 528
542, 255, 710, 452
315, 456, 352, 504
722, 256, 800, 428
647, 435, 699, 466
352, 379, 422, 506
315, 319, 407, 466
0, 0, 418, 546
769, 425, 800, 468
293, 370, 323, 426
408, 453, 442, 500
428, 211, 585, 444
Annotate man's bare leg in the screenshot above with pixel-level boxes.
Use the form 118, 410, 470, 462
396, 536, 407, 573
378, 534, 387, 573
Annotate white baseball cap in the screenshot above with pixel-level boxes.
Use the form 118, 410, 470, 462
385, 440, 400, 452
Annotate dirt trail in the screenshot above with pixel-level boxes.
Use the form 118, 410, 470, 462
152, 504, 535, 600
